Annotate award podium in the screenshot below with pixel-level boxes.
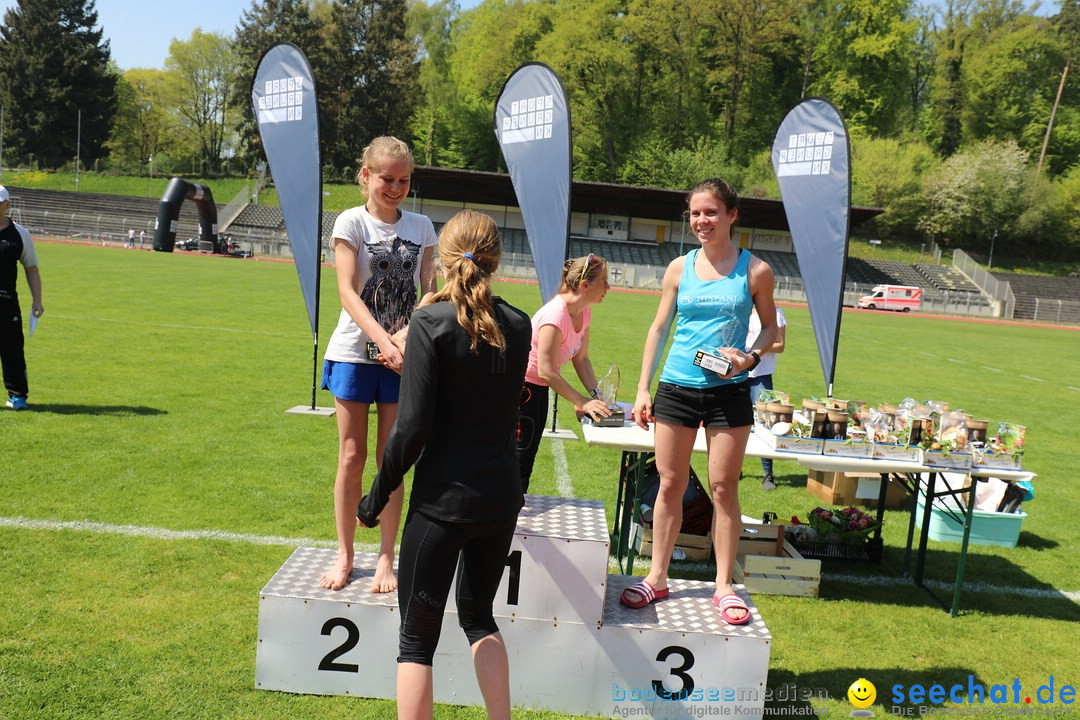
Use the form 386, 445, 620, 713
255, 495, 772, 716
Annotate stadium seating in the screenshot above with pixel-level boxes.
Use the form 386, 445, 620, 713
10, 186, 210, 243
753, 249, 803, 280
991, 271, 1080, 323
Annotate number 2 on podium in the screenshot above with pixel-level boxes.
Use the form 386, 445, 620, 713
317, 551, 523, 673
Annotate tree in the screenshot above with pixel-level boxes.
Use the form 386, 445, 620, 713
322, 0, 419, 173
907, 7, 936, 130
107, 69, 174, 172
231, 0, 330, 171
407, 0, 459, 167
924, 0, 971, 156
808, 0, 919, 137
1038, 0, 1079, 174
918, 138, 1029, 249
699, 0, 802, 160
537, 0, 634, 181
0, 0, 117, 168
442, 0, 556, 172
618, 135, 742, 191
851, 135, 935, 239
164, 29, 237, 173
963, 17, 1063, 152
623, 0, 711, 153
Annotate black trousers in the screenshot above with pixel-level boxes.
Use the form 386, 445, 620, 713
0, 299, 28, 398
396, 510, 517, 666
515, 382, 549, 493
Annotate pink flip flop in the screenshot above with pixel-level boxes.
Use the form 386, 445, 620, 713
620, 579, 670, 609
714, 592, 751, 625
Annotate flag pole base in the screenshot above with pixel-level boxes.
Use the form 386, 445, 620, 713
542, 428, 578, 440
285, 405, 336, 417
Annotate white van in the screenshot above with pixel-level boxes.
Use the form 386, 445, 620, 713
857, 285, 922, 312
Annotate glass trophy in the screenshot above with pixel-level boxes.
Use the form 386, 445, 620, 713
718, 316, 747, 358
592, 362, 625, 427
693, 315, 746, 377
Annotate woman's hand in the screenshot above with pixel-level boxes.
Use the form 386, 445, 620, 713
719, 348, 752, 377
632, 389, 653, 430
582, 398, 612, 422
389, 326, 409, 352
376, 335, 405, 374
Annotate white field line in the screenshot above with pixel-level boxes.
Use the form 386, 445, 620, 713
7, 516, 1078, 604
550, 394, 575, 497
1019, 375, 1044, 382
0, 516, 378, 553
1068, 387, 1080, 392
981, 366, 1003, 372
946, 358, 966, 364
552, 438, 574, 497
918, 351, 936, 358
611, 557, 1080, 603
48, 314, 303, 338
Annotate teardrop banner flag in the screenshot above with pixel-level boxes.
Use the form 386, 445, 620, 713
493, 62, 571, 303
771, 98, 851, 396
252, 42, 325, 411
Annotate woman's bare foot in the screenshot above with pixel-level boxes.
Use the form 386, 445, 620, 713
371, 552, 397, 593
319, 554, 353, 590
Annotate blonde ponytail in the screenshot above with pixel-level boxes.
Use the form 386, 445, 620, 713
431, 210, 506, 353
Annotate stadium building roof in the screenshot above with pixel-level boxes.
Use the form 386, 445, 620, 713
411, 165, 882, 231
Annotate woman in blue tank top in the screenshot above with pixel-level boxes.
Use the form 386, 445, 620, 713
624, 179, 779, 625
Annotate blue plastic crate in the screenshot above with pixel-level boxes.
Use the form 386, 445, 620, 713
915, 493, 1026, 548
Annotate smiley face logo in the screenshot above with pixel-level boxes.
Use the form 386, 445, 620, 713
848, 678, 877, 709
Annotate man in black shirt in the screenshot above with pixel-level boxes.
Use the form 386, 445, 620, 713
0, 186, 44, 410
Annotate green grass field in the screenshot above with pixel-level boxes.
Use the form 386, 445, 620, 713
1, 241, 1077, 719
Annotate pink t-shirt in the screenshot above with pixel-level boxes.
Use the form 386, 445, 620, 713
524, 295, 592, 386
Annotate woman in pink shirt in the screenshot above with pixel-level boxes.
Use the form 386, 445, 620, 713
517, 254, 612, 491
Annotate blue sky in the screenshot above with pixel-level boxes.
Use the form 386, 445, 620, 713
0, 0, 485, 71
0, 0, 1057, 73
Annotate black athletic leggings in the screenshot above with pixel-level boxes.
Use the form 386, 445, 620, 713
396, 509, 518, 666
515, 381, 549, 493
0, 299, 28, 397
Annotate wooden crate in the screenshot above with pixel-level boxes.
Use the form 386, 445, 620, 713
631, 521, 712, 562
737, 523, 785, 557
734, 539, 822, 597
806, 469, 907, 509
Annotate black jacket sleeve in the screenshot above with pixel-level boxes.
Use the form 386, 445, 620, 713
356, 311, 440, 527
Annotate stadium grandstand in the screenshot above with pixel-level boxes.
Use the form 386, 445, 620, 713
990, 271, 1080, 324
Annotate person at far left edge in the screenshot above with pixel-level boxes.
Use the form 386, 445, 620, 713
0, 185, 43, 411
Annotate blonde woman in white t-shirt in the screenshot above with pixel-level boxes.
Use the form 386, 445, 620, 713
319, 137, 438, 592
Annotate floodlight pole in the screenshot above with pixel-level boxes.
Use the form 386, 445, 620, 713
988, 229, 997, 269
1, 103, 4, 179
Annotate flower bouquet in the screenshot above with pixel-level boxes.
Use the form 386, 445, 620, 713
803, 506, 881, 545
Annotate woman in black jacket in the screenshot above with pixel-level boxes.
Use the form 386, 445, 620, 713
357, 209, 531, 720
